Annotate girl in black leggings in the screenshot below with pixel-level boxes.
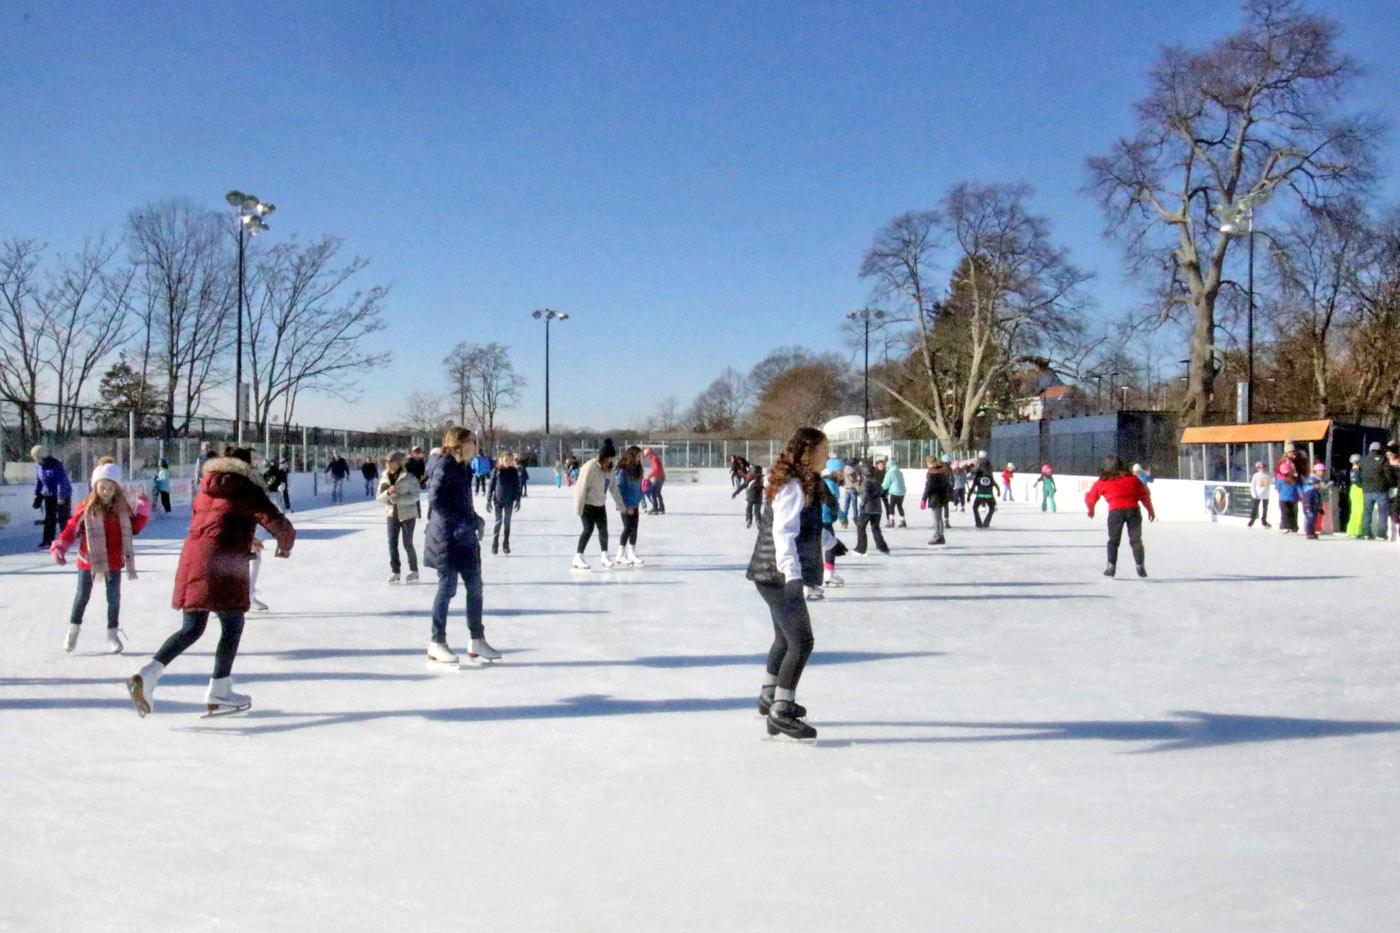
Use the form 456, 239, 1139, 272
745, 427, 828, 741
572, 439, 617, 571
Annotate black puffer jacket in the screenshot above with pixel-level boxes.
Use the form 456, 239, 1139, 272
746, 495, 823, 587
921, 468, 952, 507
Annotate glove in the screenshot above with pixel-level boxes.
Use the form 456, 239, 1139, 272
920, 500, 927, 510
33, 495, 42, 510
1087, 510, 1095, 520
50, 544, 65, 565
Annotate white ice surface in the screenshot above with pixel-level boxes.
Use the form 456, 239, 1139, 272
2, 483, 1398, 932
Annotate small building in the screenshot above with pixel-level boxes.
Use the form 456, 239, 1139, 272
990, 411, 1178, 478
821, 415, 897, 451
1177, 419, 1389, 483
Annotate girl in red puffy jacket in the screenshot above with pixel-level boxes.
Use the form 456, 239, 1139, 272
51, 459, 151, 655
1085, 455, 1155, 578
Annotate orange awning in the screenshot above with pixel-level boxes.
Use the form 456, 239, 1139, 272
1179, 419, 1332, 445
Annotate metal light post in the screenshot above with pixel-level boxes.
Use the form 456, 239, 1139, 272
531, 309, 569, 435
1217, 188, 1272, 422
1108, 371, 1121, 412
846, 308, 886, 460
226, 191, 275, 446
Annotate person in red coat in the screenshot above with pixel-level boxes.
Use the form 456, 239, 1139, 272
127, 449, 295, 717
1085, 454, 1156, 578
51, 459, 151, 654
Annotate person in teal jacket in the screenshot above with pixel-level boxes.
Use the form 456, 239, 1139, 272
1033, 464, 1057, 512
153, 458, 172, 514
880, 457, 907, 528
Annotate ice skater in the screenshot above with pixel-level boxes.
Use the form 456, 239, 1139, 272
816, 458, 848, 593
920, 456, 951, 546
1085, 455, 1155, 578
746, 427, 827, 741
1033, 464, 1057, 512
1000, 463, 1016, 501
951, 460, 968, 513
611, 445, 646, 567
51, 459, 151, 654
126, 448, 295, 717
152, 459, 172, 514
970, 466, 999, 528
853, 466, 889, 555
1247, 461, 1272, 528
882, 457, 907, 528
572, 439, 617, 570
325, 451, 350, 503
377, 450, 421, 581
486, 451, 522, 555
643, 447, 666, 515
733, 464, 765, 528
31, 444, 72, 548
423, 427, 499, 667
1302, 464, 1327, 540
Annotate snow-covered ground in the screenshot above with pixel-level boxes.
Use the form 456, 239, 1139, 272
2, 481, 1398, 931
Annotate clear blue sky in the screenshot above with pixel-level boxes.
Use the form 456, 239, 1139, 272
2, 1, 1396, 431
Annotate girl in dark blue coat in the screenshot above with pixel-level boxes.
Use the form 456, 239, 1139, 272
424, 427, 499, 666
487, 451, 523, 555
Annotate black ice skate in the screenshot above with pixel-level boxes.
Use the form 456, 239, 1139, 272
1136, 564, 1148, 578
758, 687, 806, 719
1103, 563, 1117, 577
766, 701, 816, 741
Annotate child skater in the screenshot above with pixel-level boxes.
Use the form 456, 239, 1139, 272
1000, 463, 1016, 501
817, 457, 848, 593
1302, 463, 1327, 540
51, 458, 151, 654
126, 448, 295, 717
970, 465, 1000, 528
732, 464, 765, 528
152, 459, 172, 515
1033, 464, 1058, 512
745, 426, 827, 741
486, 451, 522, 555
1085, 454, 1155, 578
611, 445, 647, 566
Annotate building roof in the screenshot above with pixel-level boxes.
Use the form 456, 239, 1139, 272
1179, 419, 1332, 444
821, 415, 897, 435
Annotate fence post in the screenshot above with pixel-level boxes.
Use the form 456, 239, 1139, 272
128, 410, 136, 479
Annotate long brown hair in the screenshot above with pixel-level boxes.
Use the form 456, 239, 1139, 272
765, 427, 827, 503
618, 445, 643, 480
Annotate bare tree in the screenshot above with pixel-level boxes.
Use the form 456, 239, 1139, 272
750, 359, 852, 438
1264, 199, 1367, 416
43, 239, 131, 431
860, 183, 1090, 448
645, 395, 682, 434
390, 389, 453, 435
0, 239, 52, 439
1345, 208, 1400, 432
1086, 0, 1377, 424
245, 236, 391, 432
441, 342, 525, 445
686, 368, 750, 433
127, 200, 235, 436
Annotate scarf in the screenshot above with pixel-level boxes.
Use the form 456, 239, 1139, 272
85, 504, 135, 577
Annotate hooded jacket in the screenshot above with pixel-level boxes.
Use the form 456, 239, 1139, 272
921, 467, 953, 507
574, 458, 611, 514
377, 467, 422, 522
34, 455, 72, 500
881, 462, 907, 497
172, 458, 295, 611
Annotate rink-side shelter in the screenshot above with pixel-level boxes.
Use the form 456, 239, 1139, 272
1177, 418, 1390, 483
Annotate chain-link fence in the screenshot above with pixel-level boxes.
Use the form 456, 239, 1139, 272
0, 401, 420, 485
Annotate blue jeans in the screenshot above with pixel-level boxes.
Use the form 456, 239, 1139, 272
840, 488, 858, 520
331, 477, 345, 502
71, 569, 121, 628
431, 554, 484, 644
1361, 491, 1389, 538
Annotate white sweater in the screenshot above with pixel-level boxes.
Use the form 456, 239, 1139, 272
772, 479, 804, 583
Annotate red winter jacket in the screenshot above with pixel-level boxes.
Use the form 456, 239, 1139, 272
53, 497, 151, 572
1085, 474, 1155, 519
172, 458, 295, 612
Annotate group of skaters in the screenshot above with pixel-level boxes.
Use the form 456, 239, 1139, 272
1249, 440, 1400, 541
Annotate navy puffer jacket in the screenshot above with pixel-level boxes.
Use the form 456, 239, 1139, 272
424, 452, 480, 572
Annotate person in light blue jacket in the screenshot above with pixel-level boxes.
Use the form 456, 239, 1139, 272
880, 457, 907, 528
611, 445, 647, 567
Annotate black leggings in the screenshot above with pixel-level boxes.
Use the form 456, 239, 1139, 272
757, 581, 814, 692
577, 504, 609, 553
620, 509, 640, 548
158, 491, 172, 513
1279, 501, 1299, 533
153, 610, 247, 679
1106, 507, 1145, 566
745, 500, 761, 525
886, 494, 905, 519
973, 497, 996, 527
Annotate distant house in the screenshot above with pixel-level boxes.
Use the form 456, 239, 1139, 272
821, 414, 898, 445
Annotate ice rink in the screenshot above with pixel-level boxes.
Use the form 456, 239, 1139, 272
2, 480, 1398, 931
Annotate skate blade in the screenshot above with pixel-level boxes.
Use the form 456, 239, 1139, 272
126, 677, 150, 718
201, 702, 251, 718
466, 655, 499, 666
426, 659, 462, 671
763, 733, 818, 746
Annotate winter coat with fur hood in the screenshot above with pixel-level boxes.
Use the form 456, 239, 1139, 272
172, 457, 295, 612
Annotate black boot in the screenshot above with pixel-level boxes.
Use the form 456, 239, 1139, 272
503, 538, 511, 554
766, 700, 816, 740
1136, 564, 1148, 578
758, 686, 806, 718
491, 538, 499, 555
1104, 563, 1116, 577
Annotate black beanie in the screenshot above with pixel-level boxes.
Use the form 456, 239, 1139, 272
599, 438, 617, 460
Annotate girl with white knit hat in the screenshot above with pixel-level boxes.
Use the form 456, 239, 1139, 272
50, 457, 151, 654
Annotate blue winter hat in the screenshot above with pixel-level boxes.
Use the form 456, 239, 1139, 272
824, 457, 845, 475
